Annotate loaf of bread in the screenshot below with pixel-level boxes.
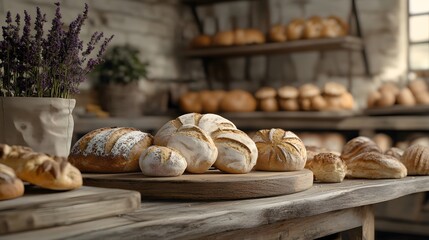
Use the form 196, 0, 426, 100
300, 98, 312, 111
69, 127, 153, 173
179, 92, 202, 113
233, 29, 247, 46
0, 144, 82, 190
400, 145, 429, 175
279, 98, 300, 111
278, 86, 299, 99
397, 88, 416, 106
385, 147, 404, 160
299, 84, 320, 98
211, 128, 258, 173
154, 113, 236, 146
213, 31, 234, 46
167, 124, 218, 173
321, 16, 348, 38
286, 19, 305, 40
340, 92, 355, 110
219, 90, 257, 112
245, 29, 266, 44
311, 95, 328, 111
367, 91, 381, 108
346, 152, 407, 179
323, 82, 347, 96
415, 92, 429, 105
191, 35, 212, 48
200, 90, 226, 113
379, 82, 400, 96
0, 163, 24, 200
377, 89, 396, 107
252, 129, 307, 171
255, 87, 278, 112
269, 24, 287, 42
307, 153, 346, 183
408, 79, 428, 96
139, 146, 187, 177
341, 136, 382, 162
304, 16, 324, 39
324, 95, 343, 111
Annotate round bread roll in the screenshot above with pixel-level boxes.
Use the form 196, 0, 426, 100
367, 91, 381, 108
167, 124, 218, 173
252, 129, 307, 171
269, 24, 287, 42
191, 35, 212, 48
372, 133, 392, 152
304, 16, 324, 39
154, 113, 236, 146
415, 92, 429, 105
0, 163, 24, 200
340, 92, 355, 110
299, 98, 312, 111
321, 16, 348, 38
219, 90, 257, 112
324, 95, 343, 111
179, 92, 202, 113
260, 98, 279, 112
377, 90, 396, 107
401, 145, 429, 175
255, 87, 277, 99
299, 84, 320, 98
213, 31, 234, 46
139, 146, 187, 177
385, 147, 404, 160
346, 152, 407, 179
397, 88, 416, 106
245, 29, 266, 44
311, 95, 327, 111
308, 153, 346, 183
323, 82, 347, 96
286, 19, 305, 40
211, 128, 258, 173
408, 79, 428, 96
233, 29, 247, 46
379, 82, 400, 97
278, 86, 299, 99
69, 127, 153, 173
341, 136, 382, 162
200, 90, 226, 113
279, 98, 300, 111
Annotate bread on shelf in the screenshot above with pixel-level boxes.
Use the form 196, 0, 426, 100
401, 145, 429, 175
286, 19, 306, 40
139, 146, 187, 177
213, 31, 235, 46
269, 24, 287, 42
255, 87, 278, 112
341, 136, 382, 162
304, 16, 324, 39
191, 35, 212, 48
0, 163, 24, 200
321, 16, 348, 38
307, 153, 346, 183
346, 152, 407, 179
219, 89, 257, 112
179, 92, 202, 113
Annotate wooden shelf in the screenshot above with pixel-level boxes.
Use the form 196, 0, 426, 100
364, 105, 429, 116
182, 37, 363, 58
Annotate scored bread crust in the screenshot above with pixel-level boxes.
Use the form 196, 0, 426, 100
69, 127, 153, 173
401, 145, 429, 175
307, 153, 346, 183
211, 128, 258, 174
0, 163, 24, 200
0, 144, 82, 190
341, 136, 382, 162
252, 129, 307, 171
139, 146, 187, 177
346, 152, 407, 179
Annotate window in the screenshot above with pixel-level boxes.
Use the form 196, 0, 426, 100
408, 0, 429, 77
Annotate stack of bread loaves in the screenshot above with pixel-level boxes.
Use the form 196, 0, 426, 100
191, 29, 265, 48
268, 16, 348, 43
0, 144, 83, 200
367, 79, 429, 108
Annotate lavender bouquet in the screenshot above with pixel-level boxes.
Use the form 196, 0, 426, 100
0, 2, 113, 98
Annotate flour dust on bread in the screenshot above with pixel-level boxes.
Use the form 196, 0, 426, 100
139, 146, 187, 177
0, 163, 24, 200
69, 127, 153, 173
0, 144, 82, 190
307, 153, 346, 183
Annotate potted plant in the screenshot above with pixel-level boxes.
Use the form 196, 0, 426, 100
94, 45, 149, 117
0, 2, 113, 157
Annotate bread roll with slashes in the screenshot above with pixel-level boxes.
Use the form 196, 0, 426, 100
139, 146, 187, 177
341, 136, 382, 162
401, 145, 429, 175
346, 152, 407, 179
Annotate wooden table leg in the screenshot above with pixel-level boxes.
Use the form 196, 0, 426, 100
341, 205, 375, 240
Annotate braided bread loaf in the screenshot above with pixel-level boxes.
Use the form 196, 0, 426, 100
252, 129, 307, 171
0, 144, 82, 190
69, 127, 153, 173
0, 163, 24, 200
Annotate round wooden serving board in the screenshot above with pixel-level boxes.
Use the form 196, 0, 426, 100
83, 169, 313, 200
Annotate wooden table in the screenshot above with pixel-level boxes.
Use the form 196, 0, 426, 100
4, 176, 429, 240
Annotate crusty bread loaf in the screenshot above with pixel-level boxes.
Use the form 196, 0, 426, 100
200, 90, 226, 113
340, 92, 355, 110
0, 144, 82, 190
279, 98, 300, 111
286, 19, 305, 40
310, 95, 327, 111
233, 29, 247, 46
324, 95, 343, 111
259, 98, 279, 112
255, 87, 277, 99
323, 82, 347, 96
346, 152, 407, 179
397, 88, 416, 106
341, 136, 382, 162
385, 147, 404, 160
367, 91, 381, 108
0, 163, 24, 200
139, 146, 187, 177
191, 35, 212, 48
211, 128, 258, 174
167, 124, 218, 173
321, 16, 348, 38
252, 129, 307, 171
269, 24, 287, 42
307, 153, 346, 183
69, 127, 153, 173
245, 29, 266, 44
154, 113, 236, 146
299, 84, 320, 98
278, 86, 299, 99
304, 16, 324, 39
377, 89, 396, 107
213, 31, 234, 46
219, 90, 257, 112
179, 92, 202, 113
400, 145, 429, 175
299, 98, 312, 111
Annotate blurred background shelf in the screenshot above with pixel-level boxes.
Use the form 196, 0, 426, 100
364, 105, 429, 116
183, 37, 364, 58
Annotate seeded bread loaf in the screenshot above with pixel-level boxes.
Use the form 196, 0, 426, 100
307, 153, 346, 183
69, 127, 153, 173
